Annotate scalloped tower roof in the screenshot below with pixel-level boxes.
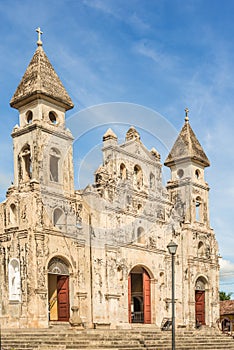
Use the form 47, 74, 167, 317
10, 46, 74, 110
164, 120, 210, 167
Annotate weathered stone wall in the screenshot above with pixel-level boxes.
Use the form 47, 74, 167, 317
0, 42, 219, 329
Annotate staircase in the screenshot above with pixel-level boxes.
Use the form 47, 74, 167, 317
1, 326, 234, 350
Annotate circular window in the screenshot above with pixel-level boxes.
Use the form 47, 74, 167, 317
177, 169, 184, 178
26, 110, 33, 124
49, 111, 58, 124
195, 169, 200, 179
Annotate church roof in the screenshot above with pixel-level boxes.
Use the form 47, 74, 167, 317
10, 45, 74, 110
220, 300, 234, 316
164, 112, 210, 167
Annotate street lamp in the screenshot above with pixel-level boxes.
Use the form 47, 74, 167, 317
167, 240, 178, 350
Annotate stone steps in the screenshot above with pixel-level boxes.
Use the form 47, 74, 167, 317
1, 327, 234, 350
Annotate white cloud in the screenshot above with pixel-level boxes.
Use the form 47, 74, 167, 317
83, 0, 150, 34
133, 39, 179, 71
129, 12, 150, 32
220, 259, 234, 281
83, 0, 116, 17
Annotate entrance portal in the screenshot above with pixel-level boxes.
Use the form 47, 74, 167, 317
48, 257, 70, 321
195, 278, 206, 325
128, 266, 151, 324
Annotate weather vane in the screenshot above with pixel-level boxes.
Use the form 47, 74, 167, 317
36, 27, 43, 46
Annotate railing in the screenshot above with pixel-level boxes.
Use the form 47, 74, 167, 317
161, 317, 172, 331
131, 311, 144, 323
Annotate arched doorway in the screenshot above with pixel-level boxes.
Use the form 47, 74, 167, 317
222, 318, 231, 332
48, 257, 70, 322
195, 277, 206, 325
128, 266, 151, 324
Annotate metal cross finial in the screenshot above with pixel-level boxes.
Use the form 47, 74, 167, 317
185, 107, 189, 122
36, 27, 43, 46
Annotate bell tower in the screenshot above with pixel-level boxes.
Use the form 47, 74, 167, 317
164, 109, 210, 227
10, 28, 74, 195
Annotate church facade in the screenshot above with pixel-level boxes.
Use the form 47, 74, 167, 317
0, 35, 220, 329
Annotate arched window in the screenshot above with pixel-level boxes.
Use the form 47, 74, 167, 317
137, 227, 145, 244
18, 144, 32, 182
26, 110, 33, 124
9, 203, 17, 225
96, 173, 102, 184
137, 203, 142, 212
195, 196, 202, 222
195, 169, 200, 179
120, 163, 127, 180
53, 208, 66, 230
50, 148, 60, 182
198, 241, 204, 257
149, 172, 155, 189
134, 165, 143, 189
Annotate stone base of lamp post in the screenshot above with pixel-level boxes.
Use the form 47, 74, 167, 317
69, 306, 84, 328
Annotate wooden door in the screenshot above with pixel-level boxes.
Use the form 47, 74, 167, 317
143, 270, 151, 324
195, 290, 205, 325
128, 275, 131, 323
57, 275, 69, 321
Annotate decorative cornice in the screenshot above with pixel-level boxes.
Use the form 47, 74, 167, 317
105, 293, 121, 300
11, 122, 73, 141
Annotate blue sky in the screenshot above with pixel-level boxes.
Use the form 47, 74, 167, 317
0, 0, 234, 294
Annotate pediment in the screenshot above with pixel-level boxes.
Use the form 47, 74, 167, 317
120, 140, 159, 162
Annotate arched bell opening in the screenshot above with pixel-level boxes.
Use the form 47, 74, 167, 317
18, 144, 32, 183
48, 257, 70, 322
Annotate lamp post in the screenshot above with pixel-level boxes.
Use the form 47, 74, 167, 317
167, 240, 178, 350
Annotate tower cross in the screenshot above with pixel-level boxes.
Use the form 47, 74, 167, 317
36, 27, 43, 46
185, 107, 189, 122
